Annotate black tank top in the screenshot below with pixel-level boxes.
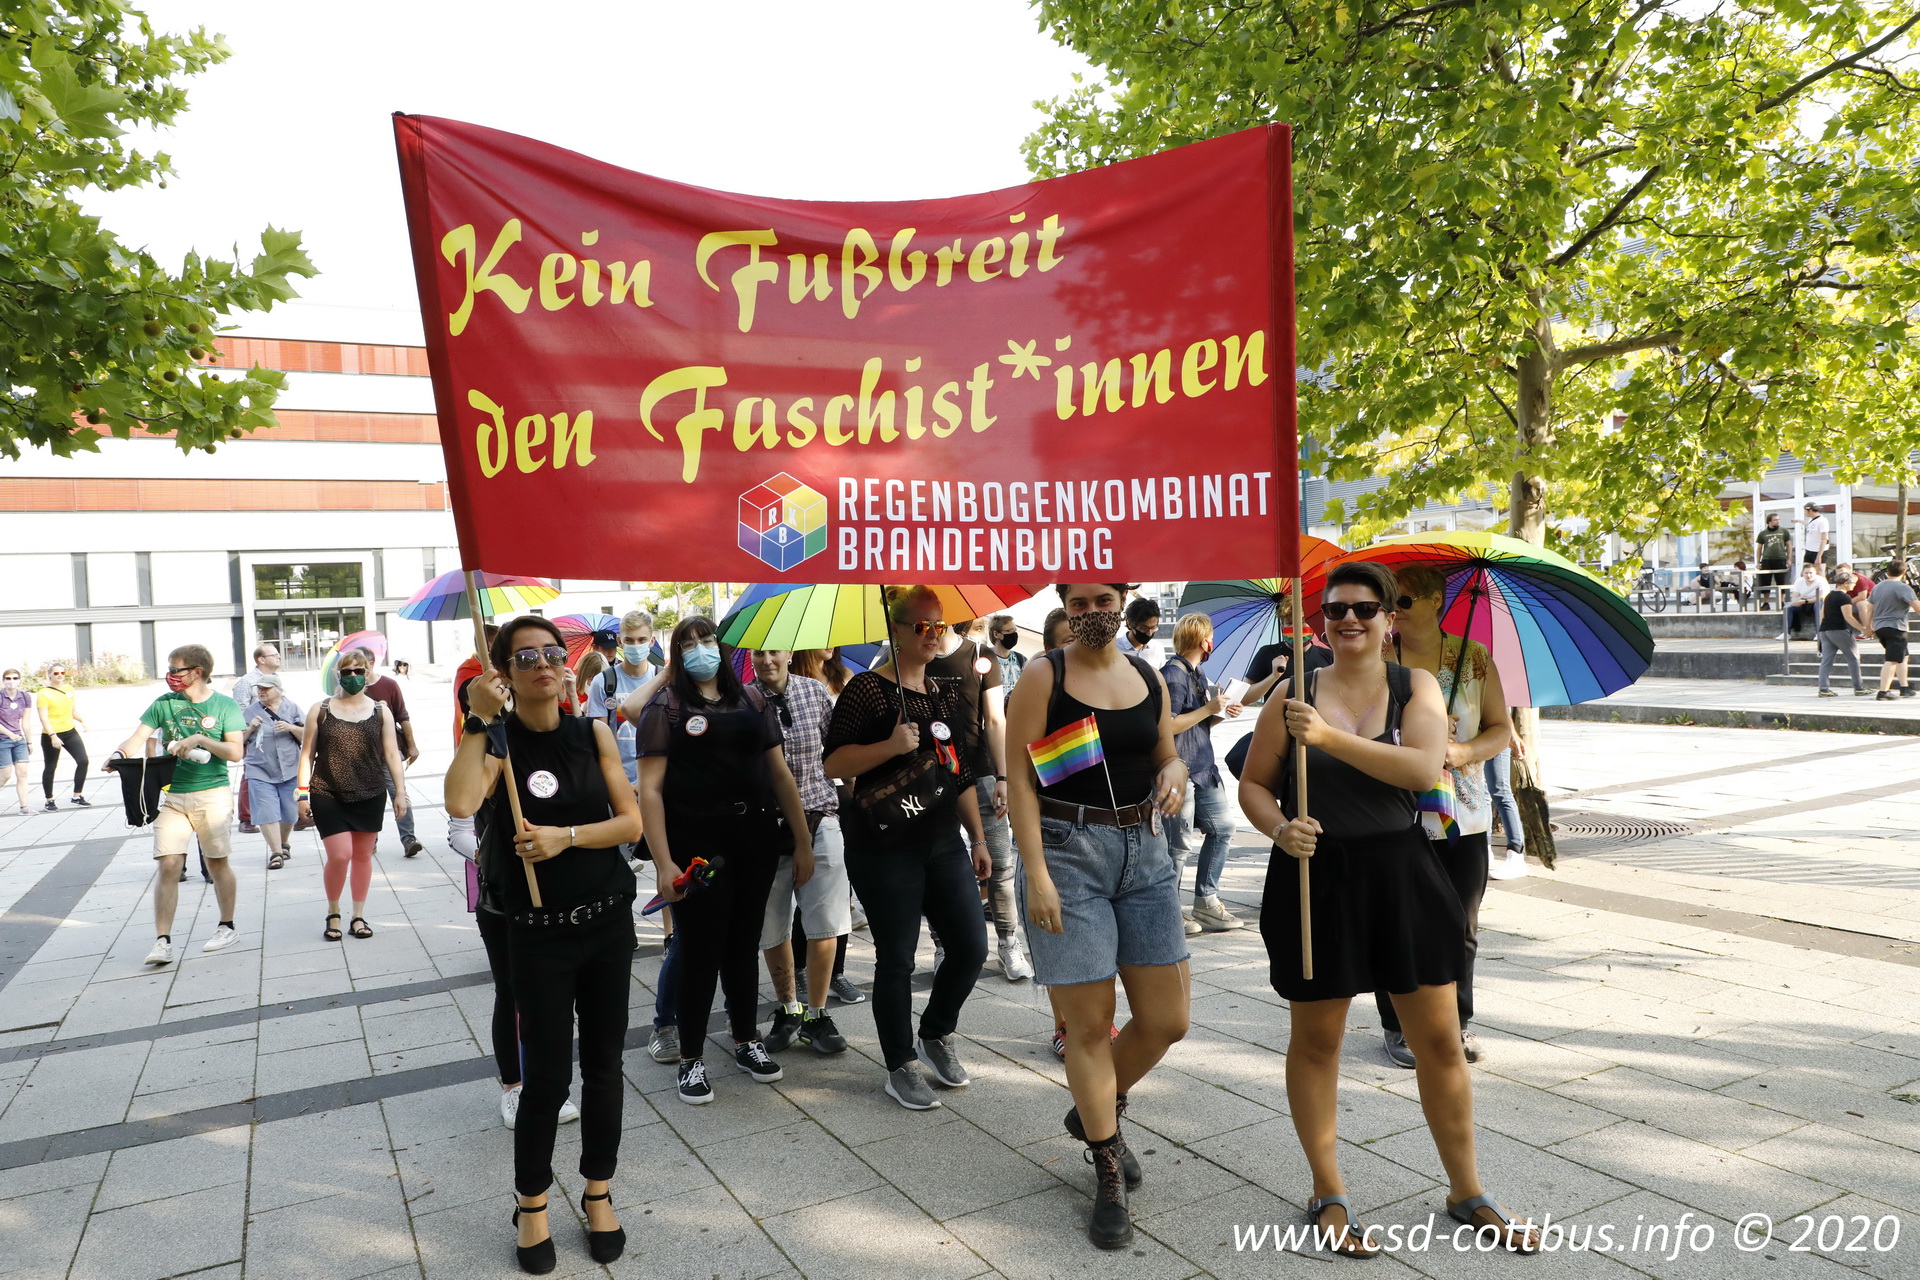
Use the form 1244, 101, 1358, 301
480, 712, 632, 914
1286, 664, 1420, 839
1038, 648, 1163, 807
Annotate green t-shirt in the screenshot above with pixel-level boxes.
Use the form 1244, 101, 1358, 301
140, 691, 245, 793
1756, 525, 1791, 565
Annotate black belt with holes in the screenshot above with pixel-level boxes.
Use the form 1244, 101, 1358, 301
511, 894, 628, 928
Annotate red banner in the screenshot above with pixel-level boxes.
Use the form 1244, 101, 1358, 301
394, 116, 1298, 583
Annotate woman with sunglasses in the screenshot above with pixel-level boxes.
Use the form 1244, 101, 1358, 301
36, 663, 89, 810
1377, 564, 1512, 1070
1239, 562, 1539, 1258
0, 669, 38, 816
297, 649, 408, 942
447, 616, 642, 1272
822, 586, 991, 1111
635, 616, 813, 1107
1007, 583, 1190, 1250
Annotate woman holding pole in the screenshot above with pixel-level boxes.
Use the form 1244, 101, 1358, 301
1238, 562, 1538, 1258
1006, 583, 1190, 1251
446, 615, 642, 1273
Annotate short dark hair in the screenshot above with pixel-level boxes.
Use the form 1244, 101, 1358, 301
1124, 597, 1160, 627
1055, 582, 1131, 601
490, 615, 566, 673
1324, 561, 1398, 605
169, 644, 215, 677
1042, 607, 1070, 651
667, 615, 745, 707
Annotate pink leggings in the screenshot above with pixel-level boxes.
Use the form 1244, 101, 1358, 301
321, 831, 376, 904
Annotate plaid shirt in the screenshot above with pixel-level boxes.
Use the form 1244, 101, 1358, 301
756, 673, 838, 814
1160, 654, 1221, 789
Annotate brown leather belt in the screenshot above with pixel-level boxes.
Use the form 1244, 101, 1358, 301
1039, 795, 1155, 829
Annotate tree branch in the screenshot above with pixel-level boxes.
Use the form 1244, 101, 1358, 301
1754, 11, 1920, 114
1556, 329, 1684, 365
1551, 164, 1663, 269
1354, 0, 1482, 40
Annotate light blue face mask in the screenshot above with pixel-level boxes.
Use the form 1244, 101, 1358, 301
681, 642, 721, 680
622, 643, 648, 666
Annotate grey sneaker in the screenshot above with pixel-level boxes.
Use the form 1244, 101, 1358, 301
1383, 1029, 1416, 1068
885, 1064, 941, 1110
829, 974, 866, 1005
1818, 688, 1838, 697
647, 1025, 679, 1064
917, 1034, 970, 1088
1461, 1030, 1485, 1063
1192, 895, 1245, 931
763, 1007, 803, 1053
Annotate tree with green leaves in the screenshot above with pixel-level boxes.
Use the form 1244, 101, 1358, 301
1, 2, 315, 460
1025, 0, 1920, 560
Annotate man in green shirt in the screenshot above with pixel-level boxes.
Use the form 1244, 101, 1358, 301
1756, 512, 1792, 606
108, 643, 248, 966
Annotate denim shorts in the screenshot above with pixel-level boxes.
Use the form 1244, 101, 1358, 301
1017, 815, 1189, 985
0, 738, 26, 767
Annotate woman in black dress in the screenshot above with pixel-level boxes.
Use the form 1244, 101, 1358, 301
1238, 562, 1539, 1257
822, 585, 992, 1112
296, 649, 407, 941
635, 616, 814, 1106
445, 616, 642, 1273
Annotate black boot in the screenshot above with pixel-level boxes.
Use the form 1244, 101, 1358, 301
1085, 1135, 1133, 1249
1064, 1092, 1141, 1189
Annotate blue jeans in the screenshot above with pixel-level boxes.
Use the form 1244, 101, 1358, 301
1484, 750, 1523, 852
386, 769, 415, 842
1183, 783, 1234, 901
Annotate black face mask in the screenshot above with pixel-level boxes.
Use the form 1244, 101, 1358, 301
995, 633, 1017, 650
1129, 628, 1155, 647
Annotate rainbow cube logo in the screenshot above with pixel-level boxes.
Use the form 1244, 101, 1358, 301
738, 473, 827, 572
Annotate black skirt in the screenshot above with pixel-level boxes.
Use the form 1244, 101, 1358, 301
312, 790, 385, 838
1260, 822, 1468, 1003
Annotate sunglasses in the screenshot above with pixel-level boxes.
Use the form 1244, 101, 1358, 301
510, 645, 569, 670
1322, 600, 1388, 621
165, 665, 199, 676
907, 621, 948, 638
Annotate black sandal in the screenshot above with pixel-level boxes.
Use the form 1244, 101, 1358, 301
1448, 1193, 1541, 1254
268, 849, 288, 870
323, 913, 343, 942
580, 1189, 626, 1263
348, 916, 373, 939
511, 1198, 555, 1274
1307, 1195, 1381, 1259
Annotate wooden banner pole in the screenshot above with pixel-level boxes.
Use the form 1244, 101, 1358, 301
1293, 578, 1312, 980
466, 570, 541, 908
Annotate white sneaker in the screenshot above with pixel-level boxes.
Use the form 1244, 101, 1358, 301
998, 937, 1034, 982
1192, 896, 1245, 931
501, 1084, 521, 1129
557, 1096, 580, 1125
143, 938, 174, 966
1488, 848, 1530, 881
201, 924, 239, 952
1181, 910, 1204, 937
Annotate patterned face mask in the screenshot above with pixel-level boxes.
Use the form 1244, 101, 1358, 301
1066, 610, 1122, 649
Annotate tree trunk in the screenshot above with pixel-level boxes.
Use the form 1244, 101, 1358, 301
1505, 306, 1557, 866
1899, 477, 1910, 561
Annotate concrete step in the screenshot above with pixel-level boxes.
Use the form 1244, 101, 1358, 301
1766, 674, 1896, 688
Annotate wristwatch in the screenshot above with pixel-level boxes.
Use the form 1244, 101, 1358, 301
463, 713, 487, 736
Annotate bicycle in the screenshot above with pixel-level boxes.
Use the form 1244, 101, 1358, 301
1633, 570, 1670, 614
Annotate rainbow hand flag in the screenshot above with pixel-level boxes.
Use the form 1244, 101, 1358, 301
1416, 768, 1461, 844
1028, 714, 1105, 787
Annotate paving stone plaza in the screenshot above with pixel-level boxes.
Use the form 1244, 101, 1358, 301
1, 674, 1918, 1278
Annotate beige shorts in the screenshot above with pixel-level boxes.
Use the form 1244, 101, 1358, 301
153, 786, 233, 860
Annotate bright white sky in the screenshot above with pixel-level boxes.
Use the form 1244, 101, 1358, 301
86, 0, 1094, 342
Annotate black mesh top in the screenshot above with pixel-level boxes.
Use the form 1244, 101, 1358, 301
823, 671, 977, 795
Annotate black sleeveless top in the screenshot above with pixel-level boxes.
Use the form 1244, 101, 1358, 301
1038, 648, 1163, 807
635, 685, 782, 817
479, 712, 631, 914
1286, 663, 1420, 839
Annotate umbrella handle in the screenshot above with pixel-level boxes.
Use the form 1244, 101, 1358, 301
466, 569, 542, 909
1292, 578, 1312, 981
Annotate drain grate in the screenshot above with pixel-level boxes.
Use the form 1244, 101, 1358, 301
1549, 810, 1700, 854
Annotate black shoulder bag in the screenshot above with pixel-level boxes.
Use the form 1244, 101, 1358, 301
852, 676, 955, 836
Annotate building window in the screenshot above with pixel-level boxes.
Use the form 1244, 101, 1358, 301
253, 562, 364, 601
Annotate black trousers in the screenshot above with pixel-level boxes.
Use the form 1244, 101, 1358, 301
507, 909, 630, 1196
476, 907, 519, 1085
41, 729, 87, 799
1376, 831, 1488, 1034
668, 811, 781, 1055
845, 824, 985, 1070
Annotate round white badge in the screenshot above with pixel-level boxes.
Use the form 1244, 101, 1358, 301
930, 720, 952, 742
199, 715, 217, 730
974, 656, 993, 675
527, 770, 559, 799
685, 714, 710, 737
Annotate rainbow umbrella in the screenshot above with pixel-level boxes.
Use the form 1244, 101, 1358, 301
320, 630, 388, 695
555, 613, 621, 669
718, 583, 1048, 651
1177, 536, 1346, 683
396, 570, 558, 622
1304, 531, 1652, 707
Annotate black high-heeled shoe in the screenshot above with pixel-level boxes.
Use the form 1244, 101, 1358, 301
580, 1189, 627, 1263
511, 1199, 555, 1274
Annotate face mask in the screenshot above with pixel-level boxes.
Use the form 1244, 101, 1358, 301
1068, 611, 1123, 649
622, 643, 648, 666
1129, 628, 1155, 647
681, 643, 721, 680
338, 673, 368, 695
165, 671, 193, 693
995, 633, 1017, 650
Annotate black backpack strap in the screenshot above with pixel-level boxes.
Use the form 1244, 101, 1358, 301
1124, 652, 1163, 722
601, 664, 620, 722
1043, 647, 1069, 728
1385, 661, 1413, 739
